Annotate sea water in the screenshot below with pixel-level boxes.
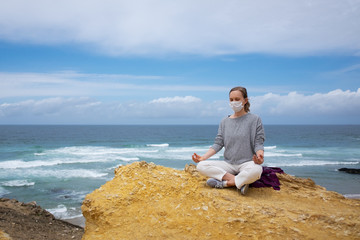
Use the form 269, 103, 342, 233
0, 125, 359, 220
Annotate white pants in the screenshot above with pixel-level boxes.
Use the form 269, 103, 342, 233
196, 160, 263, 189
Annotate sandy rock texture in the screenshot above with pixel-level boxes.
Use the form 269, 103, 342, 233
82, 161, 360, 240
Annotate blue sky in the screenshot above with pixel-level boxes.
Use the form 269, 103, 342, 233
0, 0, 360, 124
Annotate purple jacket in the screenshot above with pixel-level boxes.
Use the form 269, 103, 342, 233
250, 166, 284, 190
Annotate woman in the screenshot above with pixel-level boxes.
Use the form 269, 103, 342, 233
192, 86, 265, 195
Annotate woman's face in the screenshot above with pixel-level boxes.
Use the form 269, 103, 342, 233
229, 90, 246, 104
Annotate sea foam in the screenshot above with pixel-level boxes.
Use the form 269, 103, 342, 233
146, 143, 169, 147
1, 180, 35, 187
47, 204, 68, 219
0, 146, 161, 169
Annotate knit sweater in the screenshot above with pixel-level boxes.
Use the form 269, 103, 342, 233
211, 113, 265, 165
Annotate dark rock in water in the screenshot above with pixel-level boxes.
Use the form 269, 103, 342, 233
338, 168, 360, 174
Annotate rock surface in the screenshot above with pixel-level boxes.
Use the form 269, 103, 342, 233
338, 168, 360, 174
0, 198, 84, 240
82, 161, 360, 240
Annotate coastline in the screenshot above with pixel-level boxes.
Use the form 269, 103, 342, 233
0, 198, 84, 240
1, 125, 359, 230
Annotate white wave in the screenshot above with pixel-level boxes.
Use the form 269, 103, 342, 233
0, 158, 110, 169
48, 169, 108, 178
133, 146, 225, 161
0, 160, 62, 169
9, 169, 109, 179
48, 146, 158, 156
265, 152, 303, 157
264, 146, 303, 157
146, 143, 169, 147
2, 145, 220, 170
1, 180, 35, 187
165, 147, 211, 153
47, 204, 84, 220
139, 151, 223, 161
264, 146, 277, 150
275, 160, 359, 167
54, 190, 89, 202
108, 164, 123, 170
0, 145, 161, 169
117, 157, 139, 161
34, 153, 46, 156
47, 204, 68, 219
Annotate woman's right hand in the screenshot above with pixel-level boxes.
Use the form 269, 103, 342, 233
192, 153, 204, 163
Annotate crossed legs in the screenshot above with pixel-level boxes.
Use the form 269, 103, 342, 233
196, 160, 262, 189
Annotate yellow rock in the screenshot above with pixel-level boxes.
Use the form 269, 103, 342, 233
82, 161, 360, 240
0, 230, 12, 240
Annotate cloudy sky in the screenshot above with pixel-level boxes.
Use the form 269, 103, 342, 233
0, 0, 360, 124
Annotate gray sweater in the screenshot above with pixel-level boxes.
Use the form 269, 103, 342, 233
211, 113, 265, 165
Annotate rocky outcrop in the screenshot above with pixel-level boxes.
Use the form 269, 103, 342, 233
339, 168, 360, 174
82, 162, 360, 240
0, 198, 83, 240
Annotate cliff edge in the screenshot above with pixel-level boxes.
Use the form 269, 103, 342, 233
82, 162, 360, 240
0, 198, 83, 240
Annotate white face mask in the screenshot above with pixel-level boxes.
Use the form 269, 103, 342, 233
229, 101, 243, 112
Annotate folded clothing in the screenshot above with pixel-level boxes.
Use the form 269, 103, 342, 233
250, 166, 284, 190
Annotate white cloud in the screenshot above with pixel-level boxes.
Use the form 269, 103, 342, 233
0, 72, 226, 98
0, 72, 138, 98
251, 88, 360, 117
1, 89, 359, 124
327, 63, 360, 75
0, 0, 359, 56
150, 96, 201, 104
0, 97, 101, 118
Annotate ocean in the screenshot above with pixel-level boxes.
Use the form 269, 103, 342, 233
0, 125, 359, 221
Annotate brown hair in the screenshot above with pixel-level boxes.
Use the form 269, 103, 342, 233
229, 86, 250, 112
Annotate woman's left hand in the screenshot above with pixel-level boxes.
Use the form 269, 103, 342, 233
253, 150, 264, 164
